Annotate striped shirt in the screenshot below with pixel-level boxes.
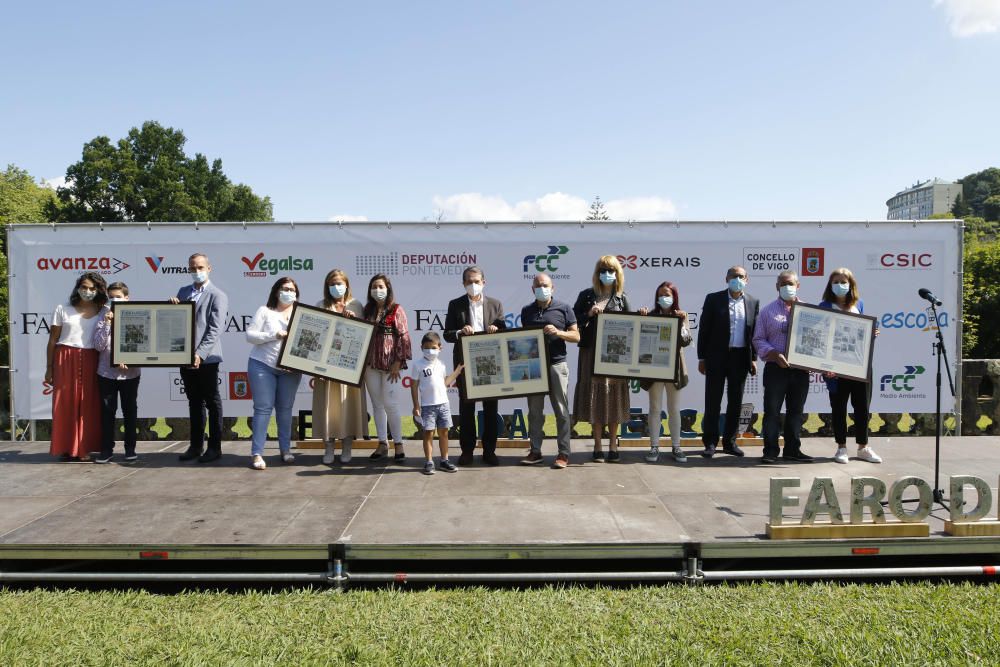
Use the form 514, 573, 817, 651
752, 297, 795, 361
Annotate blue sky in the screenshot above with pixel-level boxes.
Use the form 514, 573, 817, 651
2, 1, 998, 221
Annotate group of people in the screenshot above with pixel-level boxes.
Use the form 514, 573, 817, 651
46, 252, 882, 473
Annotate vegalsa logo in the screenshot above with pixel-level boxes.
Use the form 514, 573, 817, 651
880, 365, 925, 392
241, 252, 314, 277
523, 245, 569, 273
145, 256, 189, 275
616, 254, 701, 270
36, 256, 130, 274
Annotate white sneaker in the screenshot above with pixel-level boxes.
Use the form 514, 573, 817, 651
644, 447, 660, 463
281, 451, 295, 464
251, 455, 266, 470
340, 439, 352, 464
857, 446, 882, 463
322, 441, 335, 465
833, 447, 849, 464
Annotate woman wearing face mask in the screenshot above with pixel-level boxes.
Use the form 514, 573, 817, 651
819, 268, 882, 465
45, 272, 108, 460
573, 256, 632, 462
364, 273, 412, 462
313, 269, 367, 465
639, 282, 693, 463
246, 277, 303, 470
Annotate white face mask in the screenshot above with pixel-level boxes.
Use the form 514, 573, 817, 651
278, 290, 296, 305
370, 287, 387, 302
328, 283, 347, 299
466, 282, 484, 298
534, 286, 552, 302
191, 270, 208, 284
831, 282, 850, 297
657, 295, 674, 310
423, 348, 440, 361
110, 297, 127, 302
779, 285, 798, 301
78, 288, 97, 301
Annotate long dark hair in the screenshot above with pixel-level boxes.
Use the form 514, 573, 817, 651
69, 272, 108, 308
266, 276, 299, 309
364, 273, 396, 320
652, 281, 680, 315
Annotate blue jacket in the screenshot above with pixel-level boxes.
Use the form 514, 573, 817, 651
176, 280, 229, 364
818, 299, 863, 392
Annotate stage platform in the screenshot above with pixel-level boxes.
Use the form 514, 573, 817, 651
2, 436, 1000, 585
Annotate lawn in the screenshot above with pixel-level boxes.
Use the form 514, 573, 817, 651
1, 583, 998, 665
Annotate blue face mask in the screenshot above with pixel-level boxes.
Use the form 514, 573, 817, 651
728, 277, 746, 293
278, 290, 296, 305
831, 282, 850, 297
191, 270, 208, 284
779, 285, 797, 301
657, 295, 674, 310
534, 286, 552, 301
328, 284, 347, 299
599, 271, 616, 286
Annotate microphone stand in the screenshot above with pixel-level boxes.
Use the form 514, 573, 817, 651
927, 299, 956, 509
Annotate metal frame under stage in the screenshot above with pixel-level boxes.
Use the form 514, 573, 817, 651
3, 537, 1000, 586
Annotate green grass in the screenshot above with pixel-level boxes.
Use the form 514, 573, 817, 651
2, 583, 999, 665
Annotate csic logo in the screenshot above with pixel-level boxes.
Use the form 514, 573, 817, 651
229, 372, 252, 399
523, 245, 569, 273
801, 248, 824, 277
880, 309, 949, 331
869, 252, 933, 270
880, 365, 925, 392
241, 252, 315, 277
36, 256, 130, 275
145, 256, 189, 275
616, 254, 701, 270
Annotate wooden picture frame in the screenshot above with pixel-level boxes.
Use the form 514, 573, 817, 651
591, 312, 682, 383
458, 326, 551, 401
277, 302, 375, 387
784, 302, 877, 383
110, 301, 196, 367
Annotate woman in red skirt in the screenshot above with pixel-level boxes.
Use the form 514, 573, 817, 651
45, 272, 108, 460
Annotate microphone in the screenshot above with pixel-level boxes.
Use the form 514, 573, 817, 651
918, 288, 942, 306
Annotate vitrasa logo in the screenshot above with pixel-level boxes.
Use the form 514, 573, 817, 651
36, 256, 130, 275
879, 365, 926, 399
616, 254, 701, 270
523, 246, 569, 278
145, 256, 188, 275
241, 252, 314, 277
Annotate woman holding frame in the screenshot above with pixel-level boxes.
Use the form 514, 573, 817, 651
819, 267, 882, 465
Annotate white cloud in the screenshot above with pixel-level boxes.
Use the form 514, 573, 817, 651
431, 192, 677, 221
936, 0, 1000, 37
328, 214, 369, 222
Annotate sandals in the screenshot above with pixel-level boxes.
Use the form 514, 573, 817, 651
394, 446, 406, 463
369, 442, 389, 460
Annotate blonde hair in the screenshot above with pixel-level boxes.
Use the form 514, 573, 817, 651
823, 267, 859, 308
591, 255, 624, 296
322, 269, 353, 308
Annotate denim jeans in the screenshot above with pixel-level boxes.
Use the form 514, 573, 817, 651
248, 357, 302, 456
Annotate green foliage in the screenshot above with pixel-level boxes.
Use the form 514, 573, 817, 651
586, 195, 610, 221
2, 584, 1000, 665
952, 192, 972, 218
961, 239, 1000, 357
956, 167, 1000, 221
928, 212, 954, 219
57, 121, 272, 223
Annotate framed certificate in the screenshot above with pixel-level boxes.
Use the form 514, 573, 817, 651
592, 312, 682, 382
459, 327, 550, 401
277, 303, 375, 386
110, 301, 195, 366
785, 302, 876, 383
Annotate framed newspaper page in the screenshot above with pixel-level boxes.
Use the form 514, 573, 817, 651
591, 312, 682, 383
458, 327, 550, 401
277, 303, 375, 386
784, 302, 876, 383
110, 301, 195, 366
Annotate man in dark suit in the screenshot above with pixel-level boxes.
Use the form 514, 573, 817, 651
171, 252, 229, 463
696, 265, 758, 458
443, 265, 506, 466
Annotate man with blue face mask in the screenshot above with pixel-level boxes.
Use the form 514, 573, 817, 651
170, 252, 229, 463
697, 265, 759, 458
752, 270, 812, 464
519, 273, 580, 468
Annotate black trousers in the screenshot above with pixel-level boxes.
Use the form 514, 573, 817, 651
762, 362, 809, 458
459, 399, 498, 455
180, 363, 223, 452
702, 348, 751, 447
829, 378, 870, 446
98, 375, 139, 457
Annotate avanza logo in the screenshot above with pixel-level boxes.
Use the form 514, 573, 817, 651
241, 252, 314, 277
145, 256, 189, 275
36, 256, 130, 274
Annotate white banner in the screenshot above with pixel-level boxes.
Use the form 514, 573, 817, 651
9, 221, 962, 422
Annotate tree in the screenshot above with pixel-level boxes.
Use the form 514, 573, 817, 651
956, 167, 1000, 221
952, 193, 972, 218
57, 121, 272, 222
586, 195, 610, 221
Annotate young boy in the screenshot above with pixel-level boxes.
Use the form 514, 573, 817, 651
409, 332, 463, 475
92, 281, 142, 463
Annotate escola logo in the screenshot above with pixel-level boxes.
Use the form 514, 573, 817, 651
522, 245, 569, 273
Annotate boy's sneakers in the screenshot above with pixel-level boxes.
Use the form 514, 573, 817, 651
833, 447, 849, 464
857, 446, 882, 463
439, 458, 457, 473
281, 451, 295, 464
423, 461, 436, 475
